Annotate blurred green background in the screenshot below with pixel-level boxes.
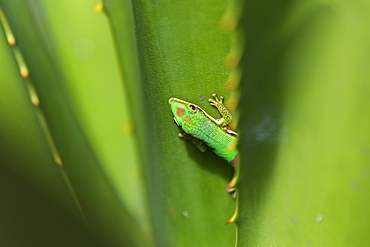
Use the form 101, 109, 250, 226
1, 0, 369, 246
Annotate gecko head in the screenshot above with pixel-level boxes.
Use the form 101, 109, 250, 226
169, 98, 199, 127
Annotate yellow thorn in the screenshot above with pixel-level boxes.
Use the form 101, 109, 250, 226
217, 0, 242, 33
226, 189, 239, 225
218, 16, 237, 33
226, 202, 238, 224
228, 116, 238, 130
225, 70, 241, 91
224, 51, 240, 70
123, 123, 134, 133
93, 2, 103, 13
55, 156, 63, 167
14, 48, 29, 78
26, 80, 40, 106
20, 65, 29, 78
31, 94, 40, 107
225, 93, 239, 112
37, 109, 63, 168
8, 35, 16, 46
0, 8, 16, 46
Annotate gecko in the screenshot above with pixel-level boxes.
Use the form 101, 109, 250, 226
168, 93, 239, 196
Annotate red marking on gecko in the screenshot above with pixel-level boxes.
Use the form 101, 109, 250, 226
184, 116, 193, 123
176, 108, 185, 117
230, 155, 239, 167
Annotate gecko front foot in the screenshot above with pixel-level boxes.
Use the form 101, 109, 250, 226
208, 93, 232, 127
178, 133, 207, 152
178, 133, 186, 138
208, 93, 224, 107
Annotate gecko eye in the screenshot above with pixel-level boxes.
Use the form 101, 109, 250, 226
189, 104, 196, 110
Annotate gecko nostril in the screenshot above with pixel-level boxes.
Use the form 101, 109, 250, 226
189, 104, 196, 110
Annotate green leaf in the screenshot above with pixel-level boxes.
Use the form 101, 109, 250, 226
238, 1, 370, 246
107, 0, 241, 245
0, 1, 148, 246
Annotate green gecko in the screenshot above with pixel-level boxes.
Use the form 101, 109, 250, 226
168, 93, 239, 197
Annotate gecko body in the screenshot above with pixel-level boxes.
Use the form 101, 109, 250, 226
168, 94, 239, 193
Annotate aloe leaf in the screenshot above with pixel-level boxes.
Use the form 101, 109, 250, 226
40, 0, 149, 234
0, 164, 105, 247
238, 1, 370, 246
0, 1, 148, 246
107, 0, 241, 246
